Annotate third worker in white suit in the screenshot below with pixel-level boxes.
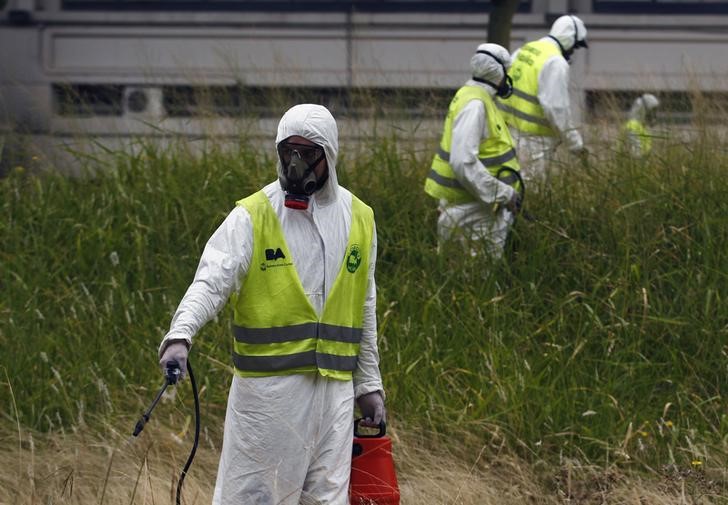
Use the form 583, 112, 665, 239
621, 93, 660, 159
158, 104, 386, 505
497, 15, 589, 182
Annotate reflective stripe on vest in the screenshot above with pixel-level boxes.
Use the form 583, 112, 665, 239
497, 40, 561, 136
233, 323, 362, 344
232, 190, 373, 380
426, 165, 519, 191
232, 350, 358, 374
425, 85, 521, 204
436, 146, 517, 167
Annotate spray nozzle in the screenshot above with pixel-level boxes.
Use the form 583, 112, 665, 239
132, 416, 148, 437
165, 360, 181, 385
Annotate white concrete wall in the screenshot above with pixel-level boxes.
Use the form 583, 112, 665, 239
2, 2, 728, 137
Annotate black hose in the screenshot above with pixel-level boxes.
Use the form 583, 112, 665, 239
496, 166, 525, 201
496, 167, 535, 222
131, 358, 200, 505
176, 360, 200, 505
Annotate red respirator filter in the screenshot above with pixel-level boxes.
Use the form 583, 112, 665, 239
284, 194, 310, 210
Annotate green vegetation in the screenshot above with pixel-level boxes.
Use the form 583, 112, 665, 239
1, 124, 727, 481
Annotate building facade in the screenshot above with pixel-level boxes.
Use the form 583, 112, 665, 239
1, 0, 727, 156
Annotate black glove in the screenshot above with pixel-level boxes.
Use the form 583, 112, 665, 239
159, 341, 189, 380
503, 192, 522, 214
357, 391, 385, 426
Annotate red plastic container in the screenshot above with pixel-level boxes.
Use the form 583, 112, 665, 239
350, 420, 400, 505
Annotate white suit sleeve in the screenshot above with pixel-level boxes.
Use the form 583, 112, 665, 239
449, 99, 515, 205
158, 206, 252, 356
353, 223, 385, 399
539, 57, 584, 152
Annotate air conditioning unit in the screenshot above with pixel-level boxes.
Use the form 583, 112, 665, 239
123, 87, 164, 117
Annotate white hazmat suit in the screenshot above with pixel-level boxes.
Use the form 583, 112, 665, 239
436, 43, 519, 258
159, 104, 384, 504
507, 15, 588, 182
622, 93, 660, 158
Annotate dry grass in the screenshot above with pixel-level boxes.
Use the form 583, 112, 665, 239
0, 421, 218, 505
1, 422, 723, 505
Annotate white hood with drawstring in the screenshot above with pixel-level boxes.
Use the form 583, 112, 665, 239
549, 15, 588, 54
628, 93, 660, 123
160, 104, 384, 504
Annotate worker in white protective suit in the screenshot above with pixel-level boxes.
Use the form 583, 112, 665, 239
497, 15, 589, 182
158, 104, 386, 505
620, 93, 660, 159
424, 43, 522, 258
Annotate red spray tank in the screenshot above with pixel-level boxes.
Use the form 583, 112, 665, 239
350, 419, 400, 505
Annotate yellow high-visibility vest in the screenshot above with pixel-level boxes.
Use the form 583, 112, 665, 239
425, 85, 521, 204
231, 190, 373, 381
496, 40, 561, 136
622, 118, 652, 156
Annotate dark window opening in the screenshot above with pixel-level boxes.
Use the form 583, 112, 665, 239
162, 85, 454, 119
593, 0, 728, 15
53, 84, 124, 116
52, 83, 455, 119
61, 0, 532, 13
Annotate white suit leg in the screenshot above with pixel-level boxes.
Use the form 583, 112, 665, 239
436, 202, 514, 258
213, 374, 355, 505
300, 379, 354, 505
213, 375, 317, 505
483, 209, 515, 259
467, 207, 514, 259
514, 132, 559, 184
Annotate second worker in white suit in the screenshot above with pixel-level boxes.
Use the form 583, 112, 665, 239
425, 43, 522, 259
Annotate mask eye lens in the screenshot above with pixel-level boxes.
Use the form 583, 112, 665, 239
278, 142, 323, 166
277, 145, 293, 164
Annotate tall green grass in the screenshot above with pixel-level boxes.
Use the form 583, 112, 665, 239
1, 124, 727, 476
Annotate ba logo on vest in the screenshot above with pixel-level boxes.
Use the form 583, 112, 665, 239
266, 248, 285, 261
346, 245, 362, 273
260, 247, 293, 271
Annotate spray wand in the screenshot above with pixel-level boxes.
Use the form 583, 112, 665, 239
132, 360, 200, 505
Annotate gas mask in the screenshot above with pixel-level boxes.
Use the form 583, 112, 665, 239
548, 35, 574, 63
277, 139, 328, 210
563, 47, 575, 63
474, 50, 513, 99
495, 74, 514, 99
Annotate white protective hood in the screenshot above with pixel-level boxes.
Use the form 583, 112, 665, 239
549, 15, 588, 52
629, 93, 660, 122
275, 104, 340, 206
471, 42, 512, 84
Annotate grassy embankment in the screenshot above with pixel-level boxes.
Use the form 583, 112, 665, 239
1, 112, 727, 503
